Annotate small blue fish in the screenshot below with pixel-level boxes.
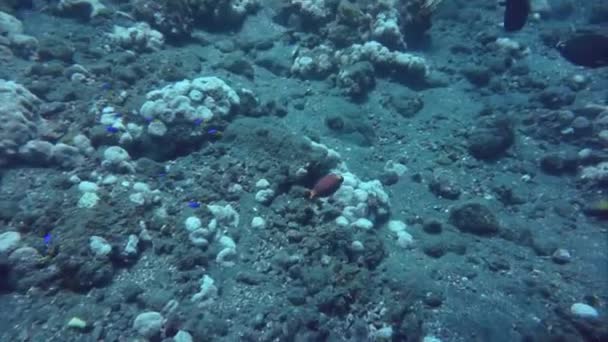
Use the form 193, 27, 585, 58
187, 201, 201, 209
106, 125, 119, 133
114, 112, 122, 118
43, 233, 52, 246
207, 128, 218, 135
194, 118, 204, 126
144, 117, 153, 122
101, 82, 113, 91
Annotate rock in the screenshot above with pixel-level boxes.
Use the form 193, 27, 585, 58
539, 152, 578, 175
449, 203, 500, 235
386, 93, 424, 118
468, 118, 514, 160
218, 56, 254, 80
423, 242, 446, 258
57, 0, 107, 19
0, 231, 21, 255
422, 220, 442, 234
570, 116, 593, 137
133, 311, 164, 338
429, 176, 461, 200
536, 86, 575, 109
551, 248, 571, 264
462, 64, 492, 86
570, 303, 599, 320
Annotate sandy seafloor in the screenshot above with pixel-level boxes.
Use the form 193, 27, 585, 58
0, 0, 607, 341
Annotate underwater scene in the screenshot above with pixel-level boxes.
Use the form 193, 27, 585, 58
0, 0, 607, 341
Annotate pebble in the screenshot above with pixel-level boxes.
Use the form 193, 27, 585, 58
570, 303, 599, 319
551, 248, 571, 264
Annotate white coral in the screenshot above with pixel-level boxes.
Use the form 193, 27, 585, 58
0, 80, 42, 164
371, 9, 405, 48
0, 12, 38, 56
580, 162, 608, 183
108, 22, 164, 52
291, 0, 329, 20
140, 76, 240, 124
333, 170, 390, 227
291, 45, 336, 79
337, 41, 429, 78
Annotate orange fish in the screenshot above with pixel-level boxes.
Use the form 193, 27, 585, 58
308, 173, 344, 199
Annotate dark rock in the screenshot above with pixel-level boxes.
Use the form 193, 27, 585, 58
536, 86, 575, 109
449, 202, 500, 235
462, 64, 492, 86
218, 56, 255, 80
286, 287, 308, 305
486, 257, 511, 272
422, 242, 446, 258
493, 185, 525, 206
0, 255, 13, 292
422, 220, 442, 234
27, 62, 64, 77
423, 291, 443, 307
38, 39, 74, 63
135, 158, 166, 178
582, 200, 608, 220
386, 93, 424, 118
325, 115, 345, 131
468, 118, 514, 160
112, 66, 139, 85
379, 170, 399, 186
570, 116, 593, 137
39, 101, 66, 118
57, 256, 114, 292
25, 79, 52, 99
236, 271, 263, 285
255, 47, 292, 76
539, 152, 578, 175
429, 176, 461, 200
120, 282, 144, 302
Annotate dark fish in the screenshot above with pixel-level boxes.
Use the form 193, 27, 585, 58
308, 173, 344, 199
557, 34, 608, 68
503, 0, 530, 32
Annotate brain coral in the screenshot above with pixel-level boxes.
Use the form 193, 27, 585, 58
0, 80, 42, 165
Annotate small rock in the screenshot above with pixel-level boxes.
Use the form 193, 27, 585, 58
551, 248, 571, 264
449, 203, 500, 235
570, 303, 599, 319
422, 220, 443, 234
133, 311, 164, 338
67, 317, 87, 330
0, 231, 21, 255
